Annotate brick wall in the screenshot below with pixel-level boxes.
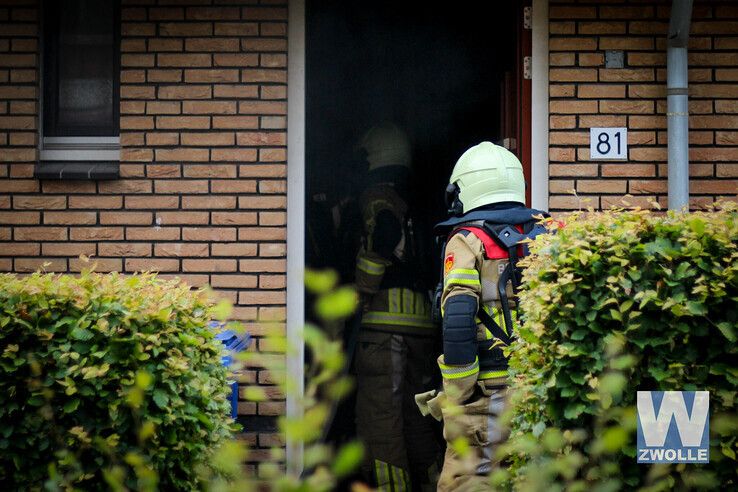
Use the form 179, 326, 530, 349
548, 0, 738, 211
0, 0, 287, 457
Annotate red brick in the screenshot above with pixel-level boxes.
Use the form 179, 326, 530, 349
211, 243, 257, 257
691, 181, 738, 194
125, 196, 180, 209
185, 38, 240, 52
600, 6, 655, 19
549, 38, 597, 52
211, 148, 258, 162
258, 148, 286, 162
160, 22, 212, 37
601, 195, 664, 209
212, 212, 258, 225
260, 116, 286, 129
183, 164, 238, 178
146, 101, 181, 115
156, 212, 210, 225
147, 69, 182, 83
120, 86, 155, 100
0, 242, 39, 256
183, 259, 237, 272
182, 227, 237, 242
100, 212, 152, 225
155, 180, 209, 194
717, 132, 738, 145
41, 242, 96, 257
579, 115, 628, 128
241, 69, 286, 83
15, 258, 67, 273
259, 212, 286, 226
186, 7, 240, 20
238, 196, 286, 209
214, 53, 259, 67
239, 259, 286, 273
212, 116, 259, 129
213, 84, 259, 99
692, 22, 738, 35
146, 133, 180, 146
260, 23, 287, 37
155, 148, 210, 162
126, 258, 180, 272
181, 132, 235, 146
156, 116, 211, 129
550, 6, 596, 18
148, 39, 184, 52
549, 147, 576, 162
258, 180, 286, 194
717, 165, 738, 178
577, 180, 627, 194
213, 22, 258, 36
241, 39, 287, 52
211, 274, 258, 289
182, 196, 237, 209
260, 243, 286, 257
242, 7, 287, 20
155, 243, 209, 257
158, 85, 212, 100
549, 195, 593, 210
549, 68, 597, 83
146, 164, 182, 178
121, 116, 155, 130
12, 195, 65, 211
183, 100, 237, 114
121, 54, 155, 67
602, 164, 656, 177
0, 211, 38, 224
261, 86, 286, 100
259, 275, 286, 289
691, 115, 738, 129
67, 196, 121, 209
238, 227, 285, 241
43, 212, 96, 225
69, 258, 123, 273
69, 227, 124, 241
98, 243, 151, 257
629, 180, 667, 194
126, 227, 180, 241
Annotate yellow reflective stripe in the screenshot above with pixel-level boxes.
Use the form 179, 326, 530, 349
357, 256, 386, 276
388, 288, 401, 313
363, 311, 435, 329
479, 369, 508, 379
391, 465, 409, 492
414, 292, 425, 316
403, 288, 414, 315
439, 357, 479, 379
444, 268, 481, 288
375, 459, 389, 487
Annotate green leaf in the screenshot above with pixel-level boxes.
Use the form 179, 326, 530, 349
63, 399, 80, 413
331, 441, 364, 477
70, 326, 94, 341
716, 322, 737, 342
564, 402, 586, 420
152, 389, 169, 410
304, 269, 339, 294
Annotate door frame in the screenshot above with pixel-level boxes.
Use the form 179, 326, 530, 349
285, 0, 549, 474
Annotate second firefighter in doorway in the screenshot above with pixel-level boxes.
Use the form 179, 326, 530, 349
419, 142, 549, 491
354, 123, 442, 492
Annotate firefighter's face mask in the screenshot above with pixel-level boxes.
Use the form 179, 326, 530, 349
445, 182, 464, 216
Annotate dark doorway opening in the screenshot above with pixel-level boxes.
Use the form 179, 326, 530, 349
304, 0, 528, 473
306, 0, 528, 276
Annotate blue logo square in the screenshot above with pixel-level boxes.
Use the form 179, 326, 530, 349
636, 391, 709, 463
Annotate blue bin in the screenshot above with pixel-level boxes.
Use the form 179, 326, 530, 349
211, 322, 251, 419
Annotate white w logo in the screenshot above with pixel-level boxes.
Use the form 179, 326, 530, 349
637, 391, 709, 447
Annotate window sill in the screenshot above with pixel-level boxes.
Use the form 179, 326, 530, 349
35, 161, 119, 180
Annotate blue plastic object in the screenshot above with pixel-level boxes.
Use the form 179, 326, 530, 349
211, 322, 251, 419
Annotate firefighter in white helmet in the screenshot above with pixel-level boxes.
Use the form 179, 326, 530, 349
419, 142, 550, 491
354, 122, 442, 491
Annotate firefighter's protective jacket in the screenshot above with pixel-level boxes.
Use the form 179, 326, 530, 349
355, 183, 434, 336
436, 205, 547, 402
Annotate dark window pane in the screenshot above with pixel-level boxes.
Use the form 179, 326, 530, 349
44, 0, 119, 136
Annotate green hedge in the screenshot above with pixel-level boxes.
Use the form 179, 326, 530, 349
0, 271, 233, 490
503, 207, 738, 490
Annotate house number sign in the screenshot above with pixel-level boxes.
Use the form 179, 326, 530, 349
590, 127, 628, 160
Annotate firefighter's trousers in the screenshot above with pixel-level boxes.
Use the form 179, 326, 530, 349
437, 384, 509, 492
355, 329, 442, 492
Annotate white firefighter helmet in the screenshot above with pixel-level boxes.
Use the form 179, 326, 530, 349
358, 122, 411, 171
448, 141, 526, 213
